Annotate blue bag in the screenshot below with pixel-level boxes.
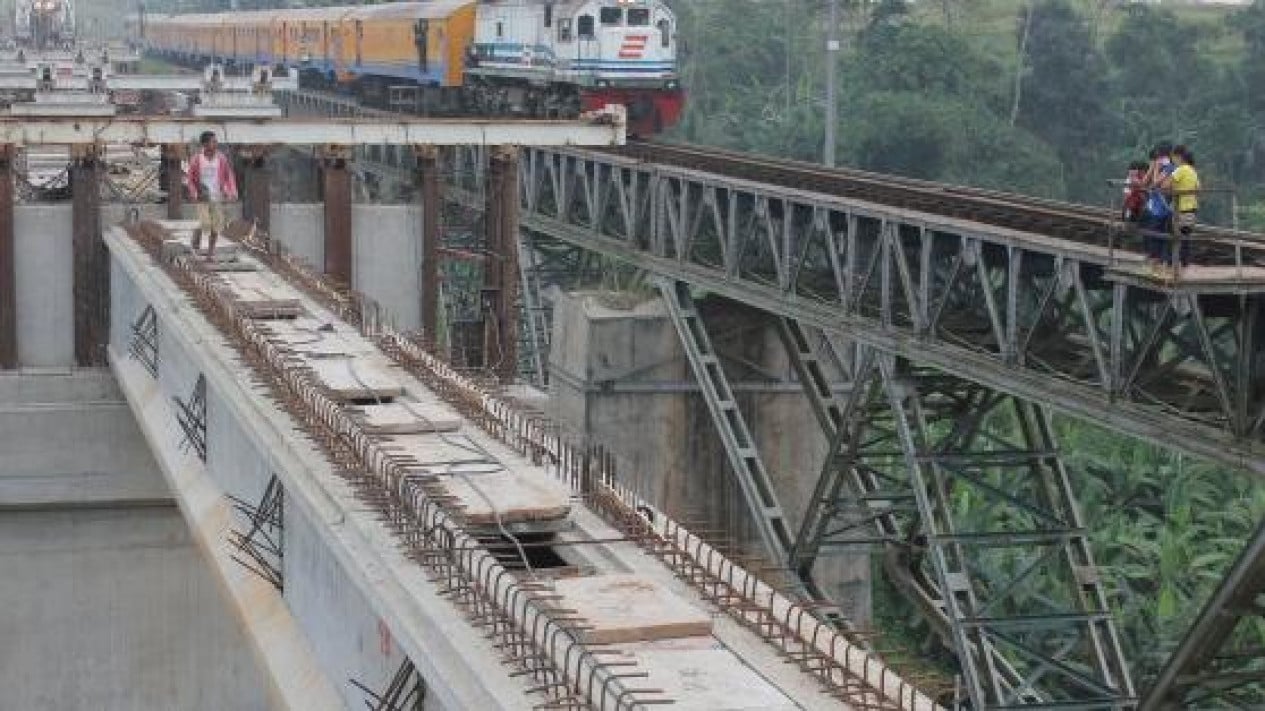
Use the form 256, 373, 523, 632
1146, 189, 1172, 220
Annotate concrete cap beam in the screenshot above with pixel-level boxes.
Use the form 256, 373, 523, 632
0, 111, 626, 147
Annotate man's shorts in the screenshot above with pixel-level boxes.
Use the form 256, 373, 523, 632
197, 201, 226, 235
1177, 211, 1197, 234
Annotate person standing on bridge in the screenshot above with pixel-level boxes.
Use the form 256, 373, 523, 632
186, 131, 238, 258
1160, 145, 1200, 274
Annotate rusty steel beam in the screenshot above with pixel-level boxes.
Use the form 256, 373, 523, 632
321, 146, 353, 287
162, 143, 185, 221
71, 144, 106, 367
416, 146, 441, 343
0, 144, 14, 368
241, 146, 271, 236
484, 146, 520, 382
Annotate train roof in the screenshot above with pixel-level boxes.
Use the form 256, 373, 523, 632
151, 0, 474, 26
348, 0, 474, 20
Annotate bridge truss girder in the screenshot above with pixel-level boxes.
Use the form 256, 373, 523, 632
505, 147, 1265, 473
437, 144, 1265, 709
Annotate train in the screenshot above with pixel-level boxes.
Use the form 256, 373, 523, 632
15, 0, 76, 50
142, 0, 684, 136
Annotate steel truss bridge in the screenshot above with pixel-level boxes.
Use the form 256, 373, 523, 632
427, 143, 1265, 711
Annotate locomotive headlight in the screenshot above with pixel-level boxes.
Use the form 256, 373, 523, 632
666, 80, 678, 90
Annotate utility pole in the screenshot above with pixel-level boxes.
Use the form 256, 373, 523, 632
824, 0, 840, 167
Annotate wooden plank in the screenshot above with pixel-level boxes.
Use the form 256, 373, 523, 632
549, 574, 713, 645
438, 467, 571, 525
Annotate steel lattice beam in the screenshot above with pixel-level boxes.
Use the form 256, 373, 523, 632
658, 278, 796, 563
877, 356, 1134, 709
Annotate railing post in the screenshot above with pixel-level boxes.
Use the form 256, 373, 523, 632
72, 143, 107, 367
415, 144, 441, 344
161, 142, 185, 221
0, 144, 14, 369
484, 145, 519, 383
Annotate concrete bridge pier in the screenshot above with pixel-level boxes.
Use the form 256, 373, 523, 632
548, 291, 873, 624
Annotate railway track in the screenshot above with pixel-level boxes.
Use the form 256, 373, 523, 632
612, 141, 1265, 259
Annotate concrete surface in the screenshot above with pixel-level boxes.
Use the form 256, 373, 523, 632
0, 369, 167, 507
0, 369, 272, 711
0, 506, 273, 711
551, 574, 713, 644
14, 205, 74, 367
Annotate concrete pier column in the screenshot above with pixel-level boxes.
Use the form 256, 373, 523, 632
484, 146, 520, 382
320, 145, 353, 286
414, 145, 440, 342
240, 146, 271, 236
71, 144, 106, 367
0, 144, 14, 369
161, 143, 185, 221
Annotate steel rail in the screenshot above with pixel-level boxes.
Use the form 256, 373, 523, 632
609, 141, 1264, 251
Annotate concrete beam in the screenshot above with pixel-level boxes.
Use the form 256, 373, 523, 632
320, 147, 352, 286
0, 145, 14, 369
71, 145, 105, 367
0, 113, 626, 147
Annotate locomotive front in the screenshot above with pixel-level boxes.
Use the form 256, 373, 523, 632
569, 0, 683, 134
471, 0, 683, 135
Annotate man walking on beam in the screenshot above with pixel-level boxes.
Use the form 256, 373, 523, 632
187, 131, 238, 258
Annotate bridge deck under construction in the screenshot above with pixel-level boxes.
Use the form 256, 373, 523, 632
103, 218, 939, 711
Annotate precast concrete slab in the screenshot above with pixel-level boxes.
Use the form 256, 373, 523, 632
549, 574, 713, 644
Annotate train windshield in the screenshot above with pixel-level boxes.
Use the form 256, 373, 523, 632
628, 9, 650, 26
600, 8, 622, 26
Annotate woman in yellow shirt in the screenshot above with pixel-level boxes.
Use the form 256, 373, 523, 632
1161, 145, 1199, 272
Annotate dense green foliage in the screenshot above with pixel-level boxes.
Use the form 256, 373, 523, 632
672, 0, 1265, 226
671, 0, 1265, 688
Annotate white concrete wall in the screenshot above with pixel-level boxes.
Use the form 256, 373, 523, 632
268, 203, 424, 332
15, 205, 73, 367
287, 500, 416, 708
353, 204, 423, 333
270, 203, 324, 269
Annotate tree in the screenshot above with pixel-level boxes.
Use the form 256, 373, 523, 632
1014, 0, 1114, 200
